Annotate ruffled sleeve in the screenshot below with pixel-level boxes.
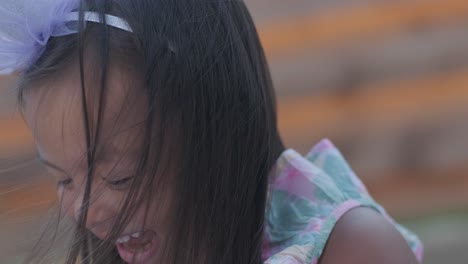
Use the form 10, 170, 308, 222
262, 139, 423, 264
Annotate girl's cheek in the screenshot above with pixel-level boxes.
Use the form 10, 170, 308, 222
57, 188, 63, 200
57, 186, 68, 202
59, 191, 76, 220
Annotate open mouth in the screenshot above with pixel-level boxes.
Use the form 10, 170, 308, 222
115, 230, 160, 263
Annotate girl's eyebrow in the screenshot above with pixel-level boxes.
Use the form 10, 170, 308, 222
36, 153, 69, 175
36, 147, 137, 175
98, 144, 139, 162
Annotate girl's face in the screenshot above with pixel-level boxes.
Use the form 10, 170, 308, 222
22, 63, 171, 264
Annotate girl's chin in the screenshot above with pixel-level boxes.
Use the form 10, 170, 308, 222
115, 229, 160, 263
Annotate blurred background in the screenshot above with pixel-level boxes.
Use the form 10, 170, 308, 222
1, 0, 468, 263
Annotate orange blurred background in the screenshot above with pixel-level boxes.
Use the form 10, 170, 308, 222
1, 1, 468, 263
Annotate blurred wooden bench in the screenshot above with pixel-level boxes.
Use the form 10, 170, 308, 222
259, 0, 468, 57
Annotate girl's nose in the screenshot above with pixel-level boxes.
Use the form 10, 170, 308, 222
72, 188, 113, 238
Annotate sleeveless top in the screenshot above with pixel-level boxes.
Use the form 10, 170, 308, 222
262, 139, 424, 264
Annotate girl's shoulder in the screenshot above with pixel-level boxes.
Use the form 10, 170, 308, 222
262, 139, 424, 264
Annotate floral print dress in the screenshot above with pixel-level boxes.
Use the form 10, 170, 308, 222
262, 139, 424, 264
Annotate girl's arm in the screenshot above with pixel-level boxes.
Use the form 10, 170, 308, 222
319, 207, 420, 264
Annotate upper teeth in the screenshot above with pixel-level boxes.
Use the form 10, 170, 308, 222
131, 231, 142, 238
117, 235, 130, 244
116, 231, 143, 244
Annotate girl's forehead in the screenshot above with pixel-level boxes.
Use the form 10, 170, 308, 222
23, 63, 149, 165
26, 60, 147, 125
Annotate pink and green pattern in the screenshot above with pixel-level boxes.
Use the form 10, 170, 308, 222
262, 139, 423, 263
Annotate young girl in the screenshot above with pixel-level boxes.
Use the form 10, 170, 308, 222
0, 0, 423, 263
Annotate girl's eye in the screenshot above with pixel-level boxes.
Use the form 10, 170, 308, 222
106, 176, 134, 190
57, 178, 73, 188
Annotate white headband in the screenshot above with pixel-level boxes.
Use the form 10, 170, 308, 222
65, 11, 133, 33
0, 0, 135, 74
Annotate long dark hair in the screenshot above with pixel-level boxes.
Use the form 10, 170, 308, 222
17, 0, 284, 263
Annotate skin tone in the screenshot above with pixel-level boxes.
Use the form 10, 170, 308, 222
319, 207, 420, 264
22, 60, 172, 263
